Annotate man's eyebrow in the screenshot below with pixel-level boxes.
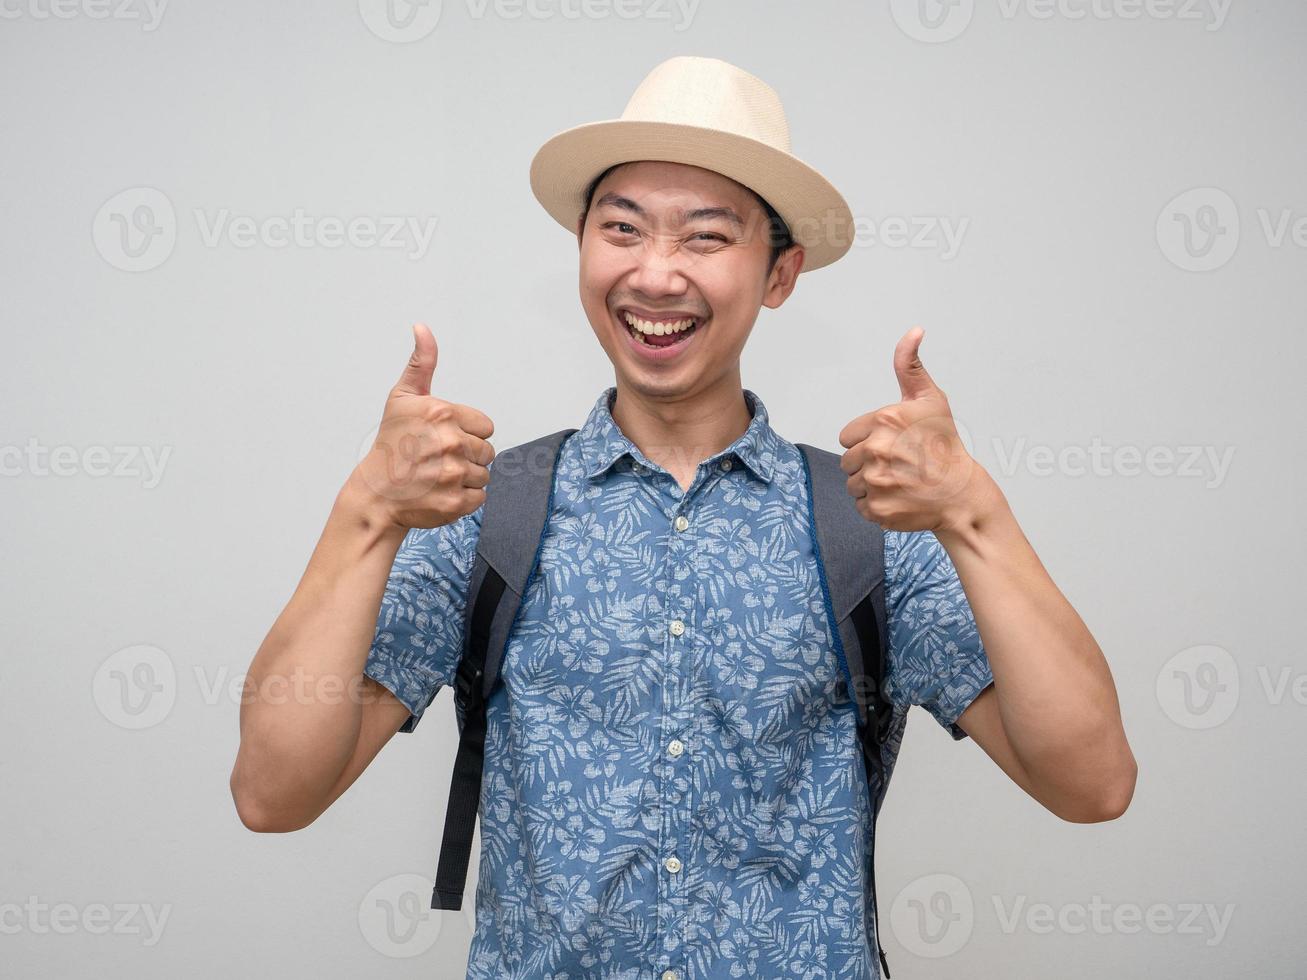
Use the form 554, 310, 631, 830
594, 193, 745, 229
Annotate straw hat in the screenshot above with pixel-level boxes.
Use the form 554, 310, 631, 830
528, 55, 854, 272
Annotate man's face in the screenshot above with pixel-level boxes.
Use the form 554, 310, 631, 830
576, 160, 803, 400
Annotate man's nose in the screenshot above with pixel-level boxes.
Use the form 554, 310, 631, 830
626, 235, 696, 294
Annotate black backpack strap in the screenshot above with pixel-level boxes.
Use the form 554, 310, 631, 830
429, 426, 577, 911
797, 441, 894, 978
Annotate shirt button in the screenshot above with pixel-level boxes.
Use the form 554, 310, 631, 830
718, 458, 732, 471
661, 971, 679, 980
664, 855, 682, 874
632, 462, 646, 475
669, 619, 684, 636
667, 738, 684, 757
674, 514, 689, 532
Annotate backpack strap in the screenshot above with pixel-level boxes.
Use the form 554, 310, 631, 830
429, 426, 576, 911
796, 443, 894, 750
797, 441, 895, 978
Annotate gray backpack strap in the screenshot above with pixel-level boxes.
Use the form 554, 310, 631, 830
796, 442, 892, 743
796, 441, 894, 979
469, 427, 578, 700
430, 426, 576, 912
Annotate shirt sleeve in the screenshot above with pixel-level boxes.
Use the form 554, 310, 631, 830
364, 505, 483, 733
882, 528, 994, 741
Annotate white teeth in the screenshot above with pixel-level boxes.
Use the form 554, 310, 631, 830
623, 311, 697, 335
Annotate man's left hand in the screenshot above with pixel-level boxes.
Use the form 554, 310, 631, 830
838, 326, 992, 534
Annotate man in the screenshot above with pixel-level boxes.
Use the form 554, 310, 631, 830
232, 56, 1136, 979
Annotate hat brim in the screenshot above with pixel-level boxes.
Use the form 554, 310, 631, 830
529, 119, 854, 272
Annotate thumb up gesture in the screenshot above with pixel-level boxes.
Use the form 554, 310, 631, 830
838, 327, 984, 534
353, 323, 496, 530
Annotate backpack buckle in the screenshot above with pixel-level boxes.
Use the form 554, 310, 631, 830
454, 657, 485, 705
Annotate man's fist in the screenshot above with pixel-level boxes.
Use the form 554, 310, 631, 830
353, 323, 496, 530
837, 327, 981, 533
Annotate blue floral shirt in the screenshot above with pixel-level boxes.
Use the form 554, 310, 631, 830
366, 385, 994, 980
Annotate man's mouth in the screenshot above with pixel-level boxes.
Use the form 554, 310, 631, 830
618, 308, 705, 349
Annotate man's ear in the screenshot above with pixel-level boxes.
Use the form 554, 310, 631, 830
762, 244, 804, 310
576, 213, 586, 250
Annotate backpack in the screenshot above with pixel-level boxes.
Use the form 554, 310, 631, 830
426, 428, 897, 978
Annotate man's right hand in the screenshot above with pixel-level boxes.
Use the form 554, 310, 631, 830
351, 323, 496, 530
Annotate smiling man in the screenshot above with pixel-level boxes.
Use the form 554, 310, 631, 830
575, 158, 795, 491
232, 56, 1137, 980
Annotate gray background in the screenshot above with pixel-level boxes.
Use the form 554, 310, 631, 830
2, 0, 1303, 976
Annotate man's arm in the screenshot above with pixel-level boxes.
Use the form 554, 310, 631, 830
229, 323, 494, 832
940, 470, 1137, 823
229, 480, 412, 833
840, 326, 1137, 824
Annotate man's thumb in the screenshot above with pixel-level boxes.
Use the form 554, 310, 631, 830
894, 326, 939, 401
394, 322, 438, 396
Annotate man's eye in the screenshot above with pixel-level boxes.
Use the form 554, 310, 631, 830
693, 233, 727, 243
604, 222, 637, 235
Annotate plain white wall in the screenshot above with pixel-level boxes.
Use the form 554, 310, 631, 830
2, 0, 1303, 976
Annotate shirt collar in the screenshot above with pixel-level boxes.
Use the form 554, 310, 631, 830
576, 385, 779, 485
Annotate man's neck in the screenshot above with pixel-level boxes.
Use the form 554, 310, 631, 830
609, 376, 753, 491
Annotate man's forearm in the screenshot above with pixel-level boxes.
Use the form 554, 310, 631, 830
231, 474, 408, 830
934, 468, 1137, 816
